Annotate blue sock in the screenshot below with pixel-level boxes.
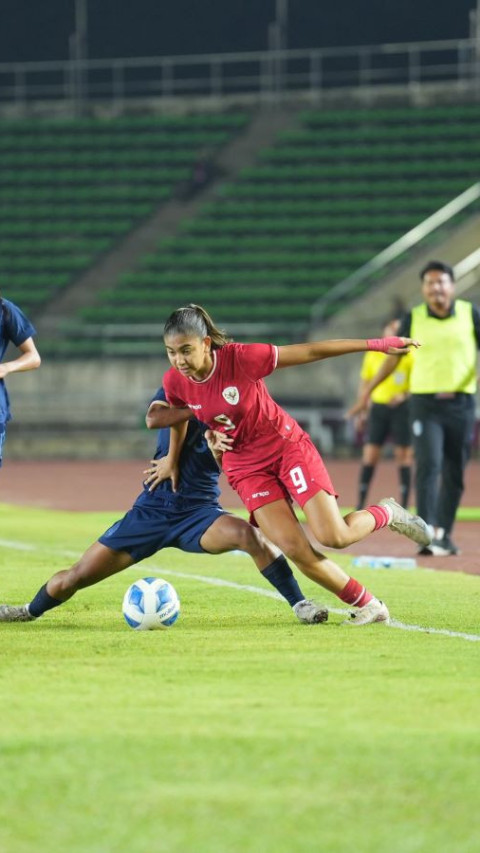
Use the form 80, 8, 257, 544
261, 555, 304, 607
28, 584, 63, 618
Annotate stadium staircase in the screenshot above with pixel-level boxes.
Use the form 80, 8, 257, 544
30, 107, 296, 355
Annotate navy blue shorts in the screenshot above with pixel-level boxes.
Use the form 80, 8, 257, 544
98, 497, 227, 562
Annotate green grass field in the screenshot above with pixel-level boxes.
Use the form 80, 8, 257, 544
0, 504, 479, 853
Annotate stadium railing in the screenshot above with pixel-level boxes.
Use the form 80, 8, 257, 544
310, 182, 480, 327
0, 38, 478, 112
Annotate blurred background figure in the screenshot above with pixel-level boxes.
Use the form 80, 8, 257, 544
353, 261, 480, 556
347, 318, 414, 510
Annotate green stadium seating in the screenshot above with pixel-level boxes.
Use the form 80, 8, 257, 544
11, 102, 480, 354
78, 101, 479, 340
0, 111, 249, 315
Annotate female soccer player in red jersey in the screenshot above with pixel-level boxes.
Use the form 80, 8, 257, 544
149, 305, 431, 626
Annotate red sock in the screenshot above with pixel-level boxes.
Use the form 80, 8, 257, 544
339, 577, 373, 608
365, 504, 391, 531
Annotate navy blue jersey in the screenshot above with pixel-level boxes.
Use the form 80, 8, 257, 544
0, 298, 36, 424
134, 387, 221, 507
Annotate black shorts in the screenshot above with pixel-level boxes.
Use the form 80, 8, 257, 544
365, 400, 411, 447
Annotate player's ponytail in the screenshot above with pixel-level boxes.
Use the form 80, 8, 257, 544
163, 304, 231, 350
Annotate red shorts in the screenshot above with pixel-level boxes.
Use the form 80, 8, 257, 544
226, 433, 337, 514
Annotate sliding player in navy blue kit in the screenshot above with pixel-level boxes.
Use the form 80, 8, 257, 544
0, 388, 326, 625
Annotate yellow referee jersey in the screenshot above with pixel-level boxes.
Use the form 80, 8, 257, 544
361, 349, 413, 404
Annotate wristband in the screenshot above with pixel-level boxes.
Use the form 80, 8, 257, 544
366, 336, 404, 353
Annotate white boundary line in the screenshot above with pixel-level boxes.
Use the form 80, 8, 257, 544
2, 538, 479, 643
141, 566, 480, 644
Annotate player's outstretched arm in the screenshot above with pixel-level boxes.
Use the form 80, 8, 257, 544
276, 336, 419, 369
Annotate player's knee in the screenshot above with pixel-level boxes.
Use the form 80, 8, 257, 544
325, 533, 349, 549
235, 523, 263, 556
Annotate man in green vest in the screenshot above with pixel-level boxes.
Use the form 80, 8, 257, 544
351, 260, 480, 556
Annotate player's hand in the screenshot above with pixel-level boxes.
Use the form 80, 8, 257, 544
367, 336, 420, 354
388, 393, 407, 408
143, 458, 179, 492
205, 429, 234, 453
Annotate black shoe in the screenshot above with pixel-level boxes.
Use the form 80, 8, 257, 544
417, 543, 434, 556
430, 536, 460, 556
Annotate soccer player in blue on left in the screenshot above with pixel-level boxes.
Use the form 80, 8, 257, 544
0, 295, 41, 467
0, 388, 328, 626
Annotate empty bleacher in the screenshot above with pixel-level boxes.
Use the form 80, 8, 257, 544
76, 102, 480, 342
0, 112, 248, 315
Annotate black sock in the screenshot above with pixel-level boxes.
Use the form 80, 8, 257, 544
399, 465, 411, 508
261, 555, 304, 607
28, 584, 63, 618
357, 464, 374, 510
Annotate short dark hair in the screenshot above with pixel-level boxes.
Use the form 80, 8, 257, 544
419, 260, 454, 281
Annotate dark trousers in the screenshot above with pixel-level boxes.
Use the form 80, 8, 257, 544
410, 394, 476, 534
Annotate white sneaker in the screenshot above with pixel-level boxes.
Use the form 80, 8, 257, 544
0, 604, 36, 622
380, 498, 432, 547
345, 598, 390, 626
293, 599, 329, 624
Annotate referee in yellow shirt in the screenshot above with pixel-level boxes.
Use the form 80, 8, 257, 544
349, 318, 414, 510
354, 260, 480, 556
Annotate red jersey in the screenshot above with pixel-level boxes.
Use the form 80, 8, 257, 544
163, 342, 305, 469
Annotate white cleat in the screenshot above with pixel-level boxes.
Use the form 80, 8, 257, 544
0, 604, 36, 623
345, 598, 390, 626
293, 599, 329, 624
380, 497, 431, 547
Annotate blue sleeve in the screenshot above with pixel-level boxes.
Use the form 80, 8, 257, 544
3, 300, 36, 347
148, 386, 167, 407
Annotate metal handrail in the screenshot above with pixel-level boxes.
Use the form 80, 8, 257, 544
0, 36, 478, 110
0, 38, 473, 72
310, 182, 480, 326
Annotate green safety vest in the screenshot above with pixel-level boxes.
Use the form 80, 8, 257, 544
410, 299, 477, 394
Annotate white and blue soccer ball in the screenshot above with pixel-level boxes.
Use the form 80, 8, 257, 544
122, 577, 180, 630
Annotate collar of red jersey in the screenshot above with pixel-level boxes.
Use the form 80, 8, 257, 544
189, 349, 217, 383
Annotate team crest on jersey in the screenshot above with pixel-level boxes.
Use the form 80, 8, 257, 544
222, 386, 240, 405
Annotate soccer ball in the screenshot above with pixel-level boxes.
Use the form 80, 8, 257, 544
122, 577, 180, 630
